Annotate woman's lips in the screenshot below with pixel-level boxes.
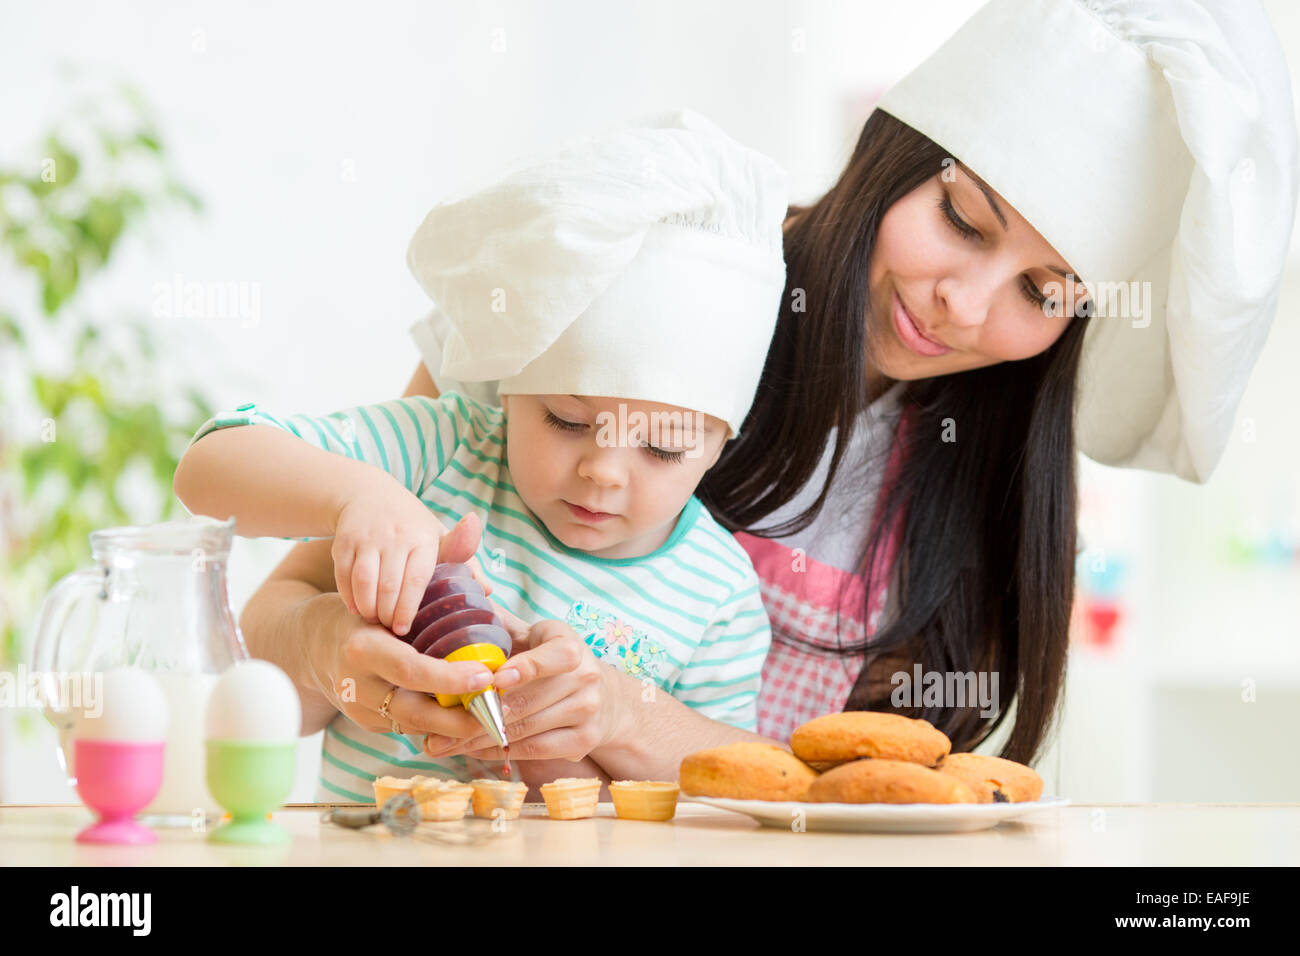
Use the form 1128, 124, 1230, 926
565, 501, 615, 523
892, 290, 952, 357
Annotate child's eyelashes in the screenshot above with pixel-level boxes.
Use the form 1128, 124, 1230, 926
543, 410, 687, 464
643, 445, 686, 464
544, 410, 586, 433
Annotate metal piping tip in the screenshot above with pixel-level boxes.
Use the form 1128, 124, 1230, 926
465, 689, 509, 749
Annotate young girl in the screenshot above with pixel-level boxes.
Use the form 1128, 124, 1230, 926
173, 111, 790, 800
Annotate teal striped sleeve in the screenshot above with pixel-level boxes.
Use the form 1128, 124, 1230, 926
187, 394, 478, 498
668, 572, 771, 732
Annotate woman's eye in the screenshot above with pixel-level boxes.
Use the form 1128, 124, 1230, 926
937, 195, 980, 241
544, 410, 586, 433
939, 195, 1059, 314
1021, 278, 1055, 311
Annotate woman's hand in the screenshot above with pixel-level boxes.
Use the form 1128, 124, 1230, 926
420, 619, 632, 762
301, 510, 507, 738
304, 603, 493, 738
330, 481, 494, 638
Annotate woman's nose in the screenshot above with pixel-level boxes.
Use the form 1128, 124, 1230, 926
936, 265, 1012, 330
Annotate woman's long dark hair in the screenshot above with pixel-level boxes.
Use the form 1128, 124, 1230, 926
698, 110, 1090, 765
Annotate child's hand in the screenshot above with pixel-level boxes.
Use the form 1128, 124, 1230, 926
330, 477, 479, 637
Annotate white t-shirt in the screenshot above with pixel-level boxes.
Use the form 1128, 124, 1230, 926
751, 379, 907, 573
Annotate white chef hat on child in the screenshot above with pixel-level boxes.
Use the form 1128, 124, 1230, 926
876, 0, 1298, 484
405, 109, 790, 439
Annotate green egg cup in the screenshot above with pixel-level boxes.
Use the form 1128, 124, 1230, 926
206, 739, 296, 845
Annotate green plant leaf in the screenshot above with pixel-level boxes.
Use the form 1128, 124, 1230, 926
79, 195, 126, 264
0, 313, 23, 345
2, 83, 210, 674
40, 249, 79, 315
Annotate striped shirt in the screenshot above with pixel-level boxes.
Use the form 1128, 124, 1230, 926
190, 391, 771, 803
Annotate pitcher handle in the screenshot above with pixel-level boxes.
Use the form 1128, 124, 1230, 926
29, 567, 104, 781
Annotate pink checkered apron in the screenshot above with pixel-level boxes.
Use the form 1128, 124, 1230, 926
734, 408, 912, 743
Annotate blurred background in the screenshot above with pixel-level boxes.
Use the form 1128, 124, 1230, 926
2, 0, 1298, 805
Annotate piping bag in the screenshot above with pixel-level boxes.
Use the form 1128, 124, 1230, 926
401, 563, 511, 762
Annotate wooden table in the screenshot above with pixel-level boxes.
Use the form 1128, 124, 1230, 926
2, 802, 1297, 865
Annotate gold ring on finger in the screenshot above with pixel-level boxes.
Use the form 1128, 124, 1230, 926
379, 686, 397, 720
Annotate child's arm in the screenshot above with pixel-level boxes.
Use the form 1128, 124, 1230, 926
176, 423, 446, 636
174, 394, 485, 636
173, 423, 391, 539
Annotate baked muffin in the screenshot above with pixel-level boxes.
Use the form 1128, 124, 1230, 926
806, 758, 976, 804
935, 753, 1044, 803
679, 742, 818, 801
790, 712, 951, 767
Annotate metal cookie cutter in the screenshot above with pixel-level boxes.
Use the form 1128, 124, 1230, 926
320, 794, 499, 846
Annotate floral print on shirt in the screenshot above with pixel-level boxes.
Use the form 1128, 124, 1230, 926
565, 598, 667, 684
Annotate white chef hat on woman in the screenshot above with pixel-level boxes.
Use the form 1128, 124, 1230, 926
405, 109, 789, 439
876, 0, 1298, 484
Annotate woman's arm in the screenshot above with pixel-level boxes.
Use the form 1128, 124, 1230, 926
403, 360, 441, 401
239, 539, 358, 736
590, 668, 776, 781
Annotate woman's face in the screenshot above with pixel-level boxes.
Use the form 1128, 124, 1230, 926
867, 161, 1088, 386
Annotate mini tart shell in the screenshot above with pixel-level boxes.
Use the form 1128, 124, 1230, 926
469, 778, 529, 819
539, 777, 602, 820
407, 776, 473, 821
372, 775, 415, 808
608, 780, 680, 821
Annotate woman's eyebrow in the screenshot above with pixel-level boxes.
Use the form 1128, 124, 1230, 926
957, 163, 1008, 231
957, 163, 1086, 288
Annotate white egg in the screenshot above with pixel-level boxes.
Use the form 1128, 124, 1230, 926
75, 667, 168, 742
205, 660, 301, 741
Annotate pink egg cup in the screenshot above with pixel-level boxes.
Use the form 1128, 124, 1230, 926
73, 738, 165, 844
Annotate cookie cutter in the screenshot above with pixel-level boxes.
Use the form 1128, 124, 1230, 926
319, 793, 500, 846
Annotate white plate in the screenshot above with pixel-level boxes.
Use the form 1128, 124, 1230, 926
680, 795, 1071, 833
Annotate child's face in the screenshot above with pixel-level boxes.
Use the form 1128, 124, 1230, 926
501, 393, 728, 560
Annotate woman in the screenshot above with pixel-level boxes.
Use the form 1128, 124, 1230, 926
236, 0, 1296, 796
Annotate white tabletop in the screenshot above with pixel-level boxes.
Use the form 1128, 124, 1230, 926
2, 802, 1297, 866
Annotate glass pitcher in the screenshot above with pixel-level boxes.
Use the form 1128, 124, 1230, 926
31, 516, 248, 825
